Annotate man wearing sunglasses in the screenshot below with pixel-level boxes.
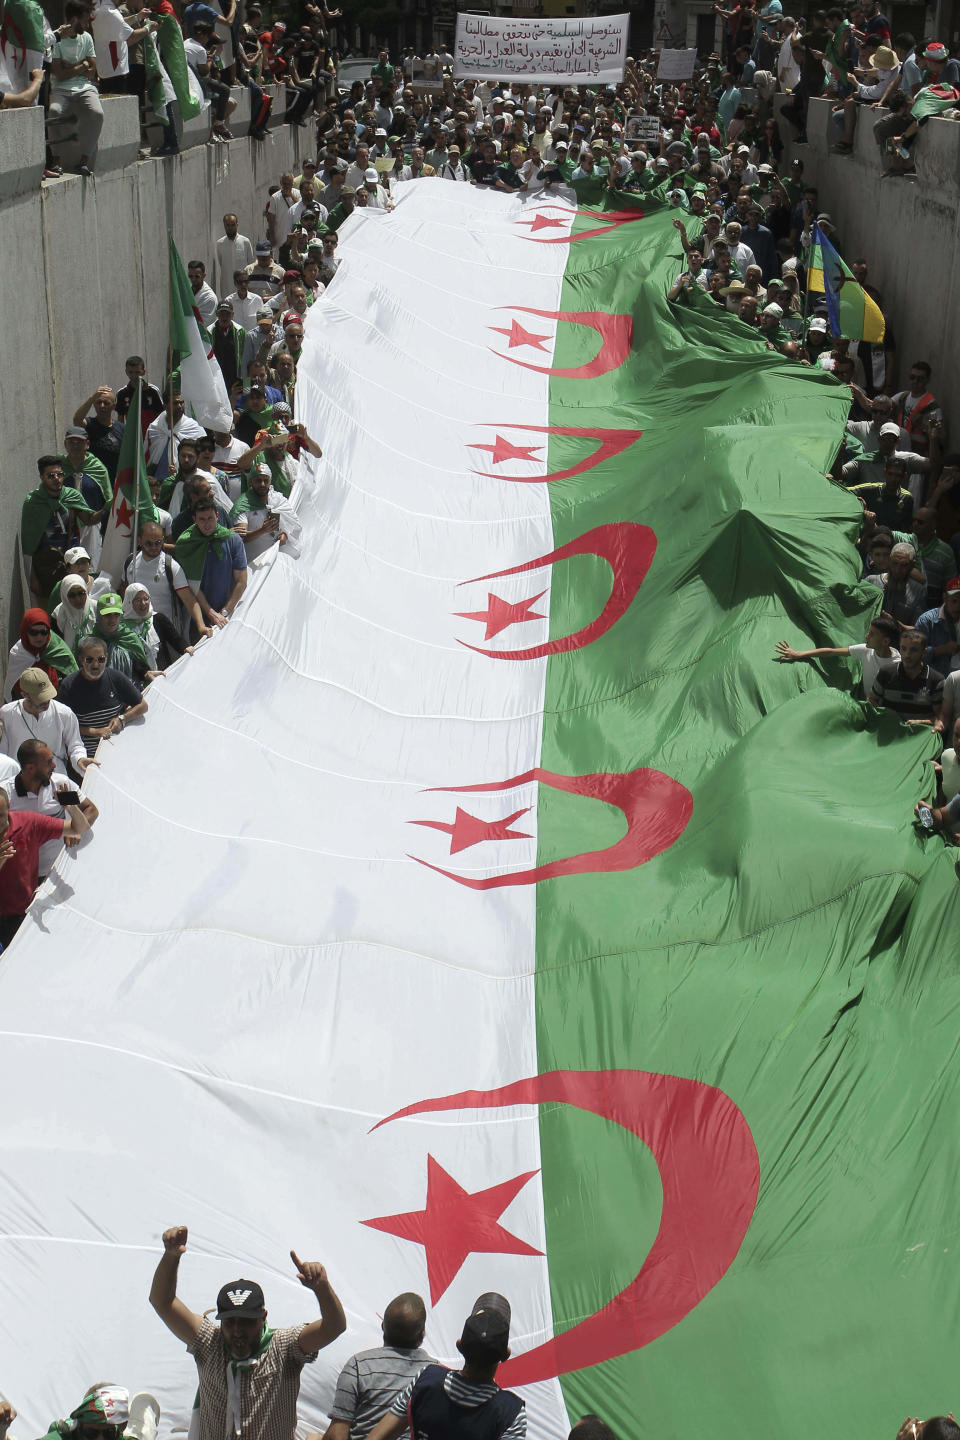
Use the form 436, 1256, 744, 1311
150, 1224, 346, 1440
57, 637, 148, 758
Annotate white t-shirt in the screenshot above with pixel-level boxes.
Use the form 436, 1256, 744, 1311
267, 189, 301, 246
3, 770, 71, 875
121, 549, 191, 624
0, 700, 86, 775
183, 35, 208, 72
849, 642, 900, 697
224, 289, 262, 330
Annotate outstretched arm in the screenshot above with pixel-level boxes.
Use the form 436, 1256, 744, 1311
149, 1225, 204, 1344
291, 1252, 347, 1354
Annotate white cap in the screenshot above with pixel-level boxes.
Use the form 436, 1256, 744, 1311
65, 546, 92, 564
808, 316, 828, 332
764, 303, 784, 318
364, 167, 378, 183
880, 421, 902, 437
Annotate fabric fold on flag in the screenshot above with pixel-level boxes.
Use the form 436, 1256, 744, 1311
99, 384, 159, 581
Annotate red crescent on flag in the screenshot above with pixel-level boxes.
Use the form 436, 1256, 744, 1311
469, 423, 642, 484
457, 521, 655, 660
409, 765, 692, 888
489, 306, 633, 379
372, 1068, 759, 1382
515, 206, 647, 244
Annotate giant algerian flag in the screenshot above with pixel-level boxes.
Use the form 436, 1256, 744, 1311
169, 232, 233, 433
1, 185, 958, 1440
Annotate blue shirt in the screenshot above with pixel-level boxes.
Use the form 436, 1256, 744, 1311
201, 531, 247, 612
916, 604, 960, 669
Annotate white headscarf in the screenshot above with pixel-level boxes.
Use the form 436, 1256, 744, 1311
122, 584, 160, 670
53, 574, 96, 654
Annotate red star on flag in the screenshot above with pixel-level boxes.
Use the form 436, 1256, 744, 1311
455, 590, 546, 640
517, 213, 570, 232
362, 1155, 543, 1303
115, 495, 133, 530
410, 805, 532, 855
468, 435, 544, 466
489, 319, 552, 351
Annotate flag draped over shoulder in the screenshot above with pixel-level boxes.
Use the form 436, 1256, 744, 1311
99, 386, 159, 580
173, 521, 232, 583
156, 12, 204, 119
20, 486, 94, 558
808, 221, 885, 342
168, 233, 233, 432
0, 0, 44, 91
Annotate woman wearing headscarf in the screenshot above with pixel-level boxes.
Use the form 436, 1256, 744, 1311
52, 573, 96, 654
3, 608, 78, 701
122, 581, 194, 671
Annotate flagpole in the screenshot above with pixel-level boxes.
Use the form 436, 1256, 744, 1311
131, 378, 143, 574
167, 230, 177, 480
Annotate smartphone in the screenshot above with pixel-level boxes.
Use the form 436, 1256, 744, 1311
57, 789, 82, 807
917, 804, 935, 830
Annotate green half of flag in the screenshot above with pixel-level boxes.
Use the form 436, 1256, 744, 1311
156, 14, 201, 121
0, 0, 45, 60
168, 232, 209, 365
115, 388, 159, 527
911, 81, 960, 120
808, 231, 885, 343
530, 200, 957, 1439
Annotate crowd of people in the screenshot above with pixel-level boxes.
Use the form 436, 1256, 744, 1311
0, 1228, 956, 1439
1, 25, 959, 936
0, 1225, 623, 1440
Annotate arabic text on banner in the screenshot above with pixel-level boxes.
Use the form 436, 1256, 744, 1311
453, 12, 630, 84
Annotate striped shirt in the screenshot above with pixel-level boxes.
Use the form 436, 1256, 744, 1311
188, 1318, 315, 1440
329, 1344, 433, 1439
390, 1369, 526, 1440
870, 660, 944, 720
57, 668, 142, 756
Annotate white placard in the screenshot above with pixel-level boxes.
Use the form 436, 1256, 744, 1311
625, 113, 662, 144
657, 46, 698, 79
453, 12, 629, 84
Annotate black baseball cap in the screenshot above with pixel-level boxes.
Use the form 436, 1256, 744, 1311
460, 1292, 510, 1360
216, 1279, 266, 1318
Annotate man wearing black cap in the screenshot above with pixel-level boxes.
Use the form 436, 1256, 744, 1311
150, 1224, 346, 1440
366, 1294, 525, 1440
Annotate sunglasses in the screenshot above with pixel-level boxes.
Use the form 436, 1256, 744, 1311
28, 624, 50, 634
82, 655, 107, 666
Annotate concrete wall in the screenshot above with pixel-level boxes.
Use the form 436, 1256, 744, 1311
778, 95, 960, 442
0, 87, 303, 645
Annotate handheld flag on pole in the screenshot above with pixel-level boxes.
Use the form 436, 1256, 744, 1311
807, 222, 884, 343
99, 383, 159, 581
168, 232, 233, 432
156, 12, 205, 119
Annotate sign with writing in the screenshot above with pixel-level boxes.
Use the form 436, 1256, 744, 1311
625, 114, 661, 144
453, 13, 630, 84
657, 47, 698, 79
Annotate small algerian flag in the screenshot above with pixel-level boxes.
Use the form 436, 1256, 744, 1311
143, 29, 175, 123
911, 80, 960, 120
808, 221, 884, 342
99, 383, 159, 579
90, 0, 132, 79
169, 232, 233, 432
156, 12, 204, 121
0, 0, 44, 91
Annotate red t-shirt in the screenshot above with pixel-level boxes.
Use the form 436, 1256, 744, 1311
0, 812, 64, 916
